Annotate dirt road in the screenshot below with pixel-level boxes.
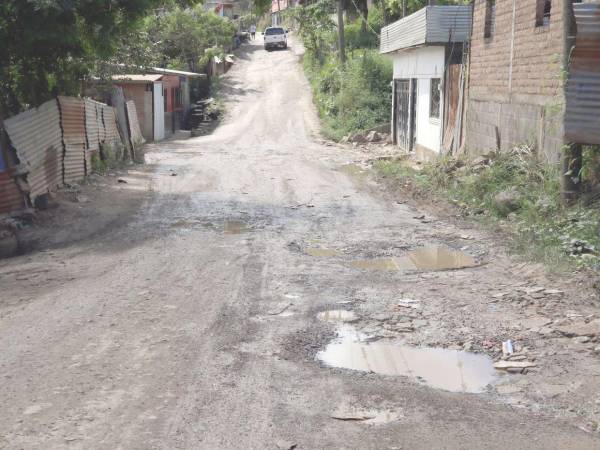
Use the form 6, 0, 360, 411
1, 38, 599, 449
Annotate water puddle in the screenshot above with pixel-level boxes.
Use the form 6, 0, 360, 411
307, 248, 342, 258
350, 246, 476, 272
223, 221, 248, 234
350, 258, 399, 271
317, 326, 496, 393
318, 310, 357, 323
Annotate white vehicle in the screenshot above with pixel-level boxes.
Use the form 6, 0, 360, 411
263, 27, 287, 50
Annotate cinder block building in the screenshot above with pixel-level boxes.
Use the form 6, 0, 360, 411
466, 0, 600, 163
466, 0, 568, 161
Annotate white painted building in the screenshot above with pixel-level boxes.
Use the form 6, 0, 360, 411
380, 6, 472, 160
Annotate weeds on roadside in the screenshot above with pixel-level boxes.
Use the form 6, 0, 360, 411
374, 148, 600, 269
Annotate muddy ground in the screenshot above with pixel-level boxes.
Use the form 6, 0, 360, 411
1, 37, 600, 449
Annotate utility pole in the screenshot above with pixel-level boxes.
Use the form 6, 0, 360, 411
338, 0, 346, 64
561, 0, 581, 202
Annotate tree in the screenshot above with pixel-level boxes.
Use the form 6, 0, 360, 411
147, 6, 236, 72
0, 0, 162, 115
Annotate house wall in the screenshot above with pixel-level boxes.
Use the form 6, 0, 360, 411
117, 83, 154, 142
161, 75, 182, 136
392, 46, 445, 156
466, 0, 566, 162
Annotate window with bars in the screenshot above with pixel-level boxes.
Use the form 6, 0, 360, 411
484, 0, 496, 39
430, 78, 441, 120
535, 0, 552, 27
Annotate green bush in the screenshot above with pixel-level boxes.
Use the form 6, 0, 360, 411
374, 149, 600, 268
304, 49, 392, 140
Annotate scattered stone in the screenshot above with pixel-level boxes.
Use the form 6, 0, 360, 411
366, 130, 383, 142
275, 441, 297, 450
496, 383, 522, 395
494, 360, 537, 371
555, 319, 600, 338
493, 188, 522, 216
117, 178, 128, 184
373, 313, 393, 322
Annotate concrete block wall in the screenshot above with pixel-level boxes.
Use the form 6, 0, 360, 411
466, 0, 566, 162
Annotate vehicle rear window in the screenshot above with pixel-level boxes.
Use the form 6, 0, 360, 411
265, 28, 285, 35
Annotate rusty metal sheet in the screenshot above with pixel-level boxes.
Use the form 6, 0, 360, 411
58, 96, 86, 145
63, 143, 85, 185
126, 100, 145, 146
101, 105, 120, 143
565, 2, 600, 144
0, 170, 26, 215
4, 99, 63, 201
84, 98, 102, 152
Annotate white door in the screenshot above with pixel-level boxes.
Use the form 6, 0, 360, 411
153, 82, 165, 141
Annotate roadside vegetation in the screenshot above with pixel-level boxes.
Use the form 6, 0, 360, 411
292, 1, 391, 140
375, 147, 600, 269
0, 1, 235, 117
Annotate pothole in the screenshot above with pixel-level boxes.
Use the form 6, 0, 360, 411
350, 246, 477, 272
317, 324, 496, 393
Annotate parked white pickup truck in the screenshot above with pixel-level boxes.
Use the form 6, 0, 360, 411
263, 27, 287, 50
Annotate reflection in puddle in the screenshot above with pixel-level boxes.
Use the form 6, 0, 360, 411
223, 221, 248, 234
350, 247, 476, 272
307, 248, 341, 258
318, 310, 357, 323
317, 326, 495, 393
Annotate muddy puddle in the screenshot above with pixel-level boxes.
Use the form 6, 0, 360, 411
223, 221, 248, 234
307, 248, 342, 258
317, 310, 357, 323
350, 246, 476, 272
317, 325, 495, 393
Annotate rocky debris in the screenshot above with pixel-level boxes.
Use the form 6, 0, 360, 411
567, 239, 597, 257
492, 188, 522, 216
275, 440, 297, 450
0, 226, 19, 259
494, 360, 537, 371
366, 131, 383, 143
555, 319, 600, 338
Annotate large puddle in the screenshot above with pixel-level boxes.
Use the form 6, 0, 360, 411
350, 246, 476, 272
317, 326, 496, 393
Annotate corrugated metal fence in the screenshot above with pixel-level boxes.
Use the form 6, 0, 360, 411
1, 96, 128, 215
565, 1, 600, 145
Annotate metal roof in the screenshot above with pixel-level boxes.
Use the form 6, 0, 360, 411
112, 74, 163, 83
150, 67, 207, 78
565, 1, 600, 145
380, 6, 472, 54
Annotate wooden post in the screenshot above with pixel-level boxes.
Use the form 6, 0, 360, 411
338, 0, 346, 64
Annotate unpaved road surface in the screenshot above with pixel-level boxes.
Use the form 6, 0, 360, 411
2, 38, 600, 449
